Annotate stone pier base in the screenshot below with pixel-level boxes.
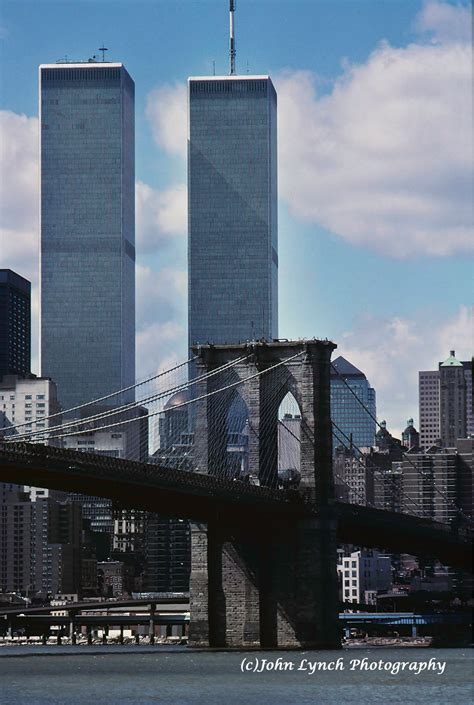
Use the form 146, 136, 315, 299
189, 516, 340, 649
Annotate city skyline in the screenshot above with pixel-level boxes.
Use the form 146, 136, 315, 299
0, 0, 471, 435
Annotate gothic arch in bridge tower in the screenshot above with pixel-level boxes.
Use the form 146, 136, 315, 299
188, 340, 341, 650
277, 391, 302, 489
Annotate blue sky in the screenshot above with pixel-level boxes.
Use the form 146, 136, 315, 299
0, 0, 472, 434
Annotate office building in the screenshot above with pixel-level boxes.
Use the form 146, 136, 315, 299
31, 498, 82, 596
439, 352, 471, 447
0, 486, 33, 593
419, 351, 472, 448
331, 356, 376, 455
188, 75, 278, 348
0, 489, 82, 596
40, 61, 135, 410
418, 370, 440, 447
0, 374, 60, 439
392, 439, 473, 523
144, 517, 190, 594
0, 270, 31, 378
334, 446, 374, 506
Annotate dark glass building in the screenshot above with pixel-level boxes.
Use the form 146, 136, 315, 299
39, 63, 135, 410
0, 269, 31, 378
188, 75, 278, 347
331, 356, 377, 455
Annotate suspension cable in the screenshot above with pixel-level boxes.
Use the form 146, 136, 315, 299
8, 355, 251, 443
24, 352, 305, 444
9, 355, 199, 434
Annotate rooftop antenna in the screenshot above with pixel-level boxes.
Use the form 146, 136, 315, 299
229, 0, 236, 75
99, 45, 108, 62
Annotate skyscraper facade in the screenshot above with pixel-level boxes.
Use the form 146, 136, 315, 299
331, 356, 377, 455
439, 352, 470, 447
418, 370, 440, 447
0, 270, 31, 378
188, 75, 278, 347
39, 62, 135, 410
418, 351, 472, 448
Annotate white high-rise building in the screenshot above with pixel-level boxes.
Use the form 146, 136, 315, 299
338, 549, 392, 605
0, 374, 60, 440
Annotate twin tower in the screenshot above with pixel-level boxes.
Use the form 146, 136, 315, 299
39, 63, 278, 410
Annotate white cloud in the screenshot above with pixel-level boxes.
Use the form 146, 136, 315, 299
0, 111, 38, 283
0, 109, 188, 376
338, 305, 472, 436
136, 263, 186, 330
276, 31, 473, 258
145, 83, 187, 159
415, 1, 471, 43
136, 320, 186, 383
135, 263, 187, 382
144, 13, 473, 260
136, 180, 187, 252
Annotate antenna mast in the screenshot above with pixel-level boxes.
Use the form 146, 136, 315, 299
229, 0, 236, 75
99, 45, 108, 62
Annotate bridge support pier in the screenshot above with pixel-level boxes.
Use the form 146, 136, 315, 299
189, 516, 340, 649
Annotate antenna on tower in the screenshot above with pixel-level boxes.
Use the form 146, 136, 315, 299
99, 45, 108, 62
229, 0, 236, 75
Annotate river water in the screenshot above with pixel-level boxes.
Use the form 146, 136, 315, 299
0, 646, 472, 705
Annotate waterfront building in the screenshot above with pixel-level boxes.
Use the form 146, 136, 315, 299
0, 489, 82, 596
331, 356, 376, 455
39, 61, 135, 410
0, 486, 32, 593
31, 498, 83, 596
98, 560, 125, 597
338, 549, 392, 605
143, 516, 191, 593
0, 270, 31, 378
188, 75, 278, 348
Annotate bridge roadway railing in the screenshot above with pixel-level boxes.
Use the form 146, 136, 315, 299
1, 441, 471, 566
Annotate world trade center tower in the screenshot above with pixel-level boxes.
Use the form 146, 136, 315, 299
188, 75, 278, 348
39, 63, 135, 410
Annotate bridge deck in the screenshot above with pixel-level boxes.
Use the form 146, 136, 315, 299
0, 442, 471, 568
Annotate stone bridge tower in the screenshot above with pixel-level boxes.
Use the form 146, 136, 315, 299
188, 340, 340, 649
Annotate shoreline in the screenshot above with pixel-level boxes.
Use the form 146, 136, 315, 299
1, 635, 469, 652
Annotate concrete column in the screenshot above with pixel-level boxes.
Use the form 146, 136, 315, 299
119, 625, 124, 644
189, 522, 211, 646
411, 623, 418, 637
68, 612, 75, 644
189, 522, 260, 648
149, 603, 155, 644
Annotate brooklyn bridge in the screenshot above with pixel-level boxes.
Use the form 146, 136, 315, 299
0, 340, 471, 649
